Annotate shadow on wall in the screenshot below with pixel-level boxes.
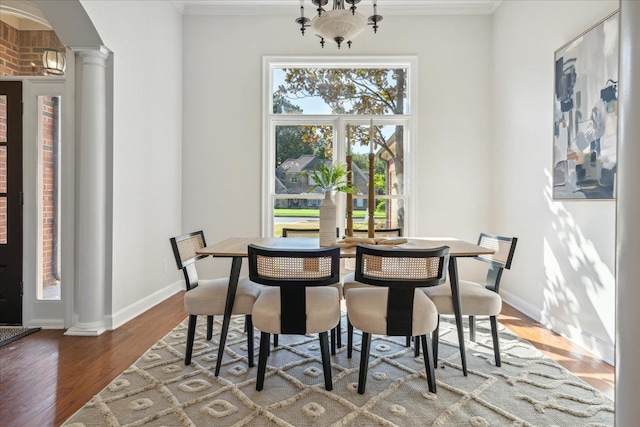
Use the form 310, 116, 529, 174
542, 169, 614, 362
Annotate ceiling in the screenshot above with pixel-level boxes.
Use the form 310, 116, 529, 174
171, 1, 503, 16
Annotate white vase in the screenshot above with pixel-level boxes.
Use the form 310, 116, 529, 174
319, 192, 337, 247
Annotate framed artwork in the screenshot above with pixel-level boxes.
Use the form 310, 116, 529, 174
553, 11, 619, 200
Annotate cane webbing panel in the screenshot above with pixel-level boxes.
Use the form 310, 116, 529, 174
361, 254, 440, 281
255, 254, 333, 280
176, 234, 205, 265
476, 235, 514, 267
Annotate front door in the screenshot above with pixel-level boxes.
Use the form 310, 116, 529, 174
0, 81, 23, 324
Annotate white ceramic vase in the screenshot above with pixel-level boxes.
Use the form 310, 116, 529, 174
319, 192, 337, 247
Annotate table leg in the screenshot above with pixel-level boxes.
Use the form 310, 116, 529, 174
214, 256, 242, 376
449, 257, 468, 376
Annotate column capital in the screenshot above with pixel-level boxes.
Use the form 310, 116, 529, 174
70, 46, 111, 63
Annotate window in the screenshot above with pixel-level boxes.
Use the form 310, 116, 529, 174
37, 95, 61, 300
262, 57, 417, 237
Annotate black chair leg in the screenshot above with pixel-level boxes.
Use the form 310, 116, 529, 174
432, 316, 440, 368
330, 328, 336, 355
274, 334, 279, 347
319, 331, 333, 391
207, 315, 214, 341
406, 336, 411, 347
490, 315, 501, 367
336, 321, 342, 348
347, 317, 354, 359
421, 334, 437, 393
185, 315, 197, 365
469, 315, 476, 342
358, 332, 371, 394
246, 315, 254, 367
256, 332, 270, 391
414, 336, 420, 357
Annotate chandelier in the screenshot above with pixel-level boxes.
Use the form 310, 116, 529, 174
296, 0, 382, 49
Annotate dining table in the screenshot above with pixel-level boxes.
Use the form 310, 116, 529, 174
196, 236, 495, 377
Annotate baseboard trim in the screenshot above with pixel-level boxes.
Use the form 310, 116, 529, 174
24, 318, 66, 329
501, 289, 614, 366
106, 281, 183, 330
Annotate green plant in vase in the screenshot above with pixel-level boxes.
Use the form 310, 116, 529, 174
305, 162, 358, 246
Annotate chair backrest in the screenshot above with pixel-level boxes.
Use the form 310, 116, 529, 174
248, 244, 341, 334
474, 233, 518, 293
282, 227, 339, 238
351, 228, 402, 237
169, 230, 207, 291
354, 244, 449, 336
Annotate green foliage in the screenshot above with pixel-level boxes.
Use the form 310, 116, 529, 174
305, 163, 357, 194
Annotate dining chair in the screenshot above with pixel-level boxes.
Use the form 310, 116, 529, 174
350, 227, 403, 237
345, 244, 450, 394
282, 227, 343, 354
342, 226, 408, 355
421, 233, 517, 367
248, 244, 341, 391
281, 227, 340, 238
169, 231, 261, 367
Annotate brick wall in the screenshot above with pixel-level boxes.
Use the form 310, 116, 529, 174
41, 97, 57, 285
0, 21, 64, 77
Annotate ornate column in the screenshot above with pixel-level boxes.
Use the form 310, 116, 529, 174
616, 1, 640, 423
65, 46, 110, 336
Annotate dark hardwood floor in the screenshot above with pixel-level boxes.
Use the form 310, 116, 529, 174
0, 292, 614, 427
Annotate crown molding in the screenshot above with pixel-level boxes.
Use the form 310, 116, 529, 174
172, 1, 502, 16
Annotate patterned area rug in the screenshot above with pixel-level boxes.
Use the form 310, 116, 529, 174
0, 326, 39, 347
63, 315, 613, 426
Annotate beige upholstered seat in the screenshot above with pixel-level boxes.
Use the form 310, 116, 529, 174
253, 287, 339, 334
421, 233, 517, 367
423, 280, 502, 315
347, 288, 437, 336
345, 244, 449, 394
183, 277, 261, 315
248, 244, 341, 391
170, 231, 261, 369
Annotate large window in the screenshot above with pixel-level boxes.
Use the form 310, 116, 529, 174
262, 58, 417, 237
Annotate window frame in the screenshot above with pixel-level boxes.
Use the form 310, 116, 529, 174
262, 56, 418, 237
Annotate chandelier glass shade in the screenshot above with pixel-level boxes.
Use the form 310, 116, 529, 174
42, 48, 66, 76
297, 1, 382, 49
311, 9, 367, 47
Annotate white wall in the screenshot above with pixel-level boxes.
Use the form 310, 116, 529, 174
79, 1, 184, 326
182, 13, 494, 280
492, 1, 618, 364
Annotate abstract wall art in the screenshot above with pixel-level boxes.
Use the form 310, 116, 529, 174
553, 11, 619, 200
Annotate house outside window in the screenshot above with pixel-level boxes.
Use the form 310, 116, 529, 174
262, 57, 417, 237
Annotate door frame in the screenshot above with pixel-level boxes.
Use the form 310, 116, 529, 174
3, 69, 75, 328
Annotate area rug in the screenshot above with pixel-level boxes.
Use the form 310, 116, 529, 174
62, 315, 613, 426
0, 326, 39, 347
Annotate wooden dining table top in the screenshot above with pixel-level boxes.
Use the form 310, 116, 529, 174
196, 236, 495, 258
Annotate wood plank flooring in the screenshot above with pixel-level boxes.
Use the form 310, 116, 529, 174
0, 292, 614, 427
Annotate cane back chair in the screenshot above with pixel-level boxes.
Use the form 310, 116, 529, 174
170, 231, 261, 368
248, 244, 341, 391
422, 233, 517, 367
345, 244, 450, 394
